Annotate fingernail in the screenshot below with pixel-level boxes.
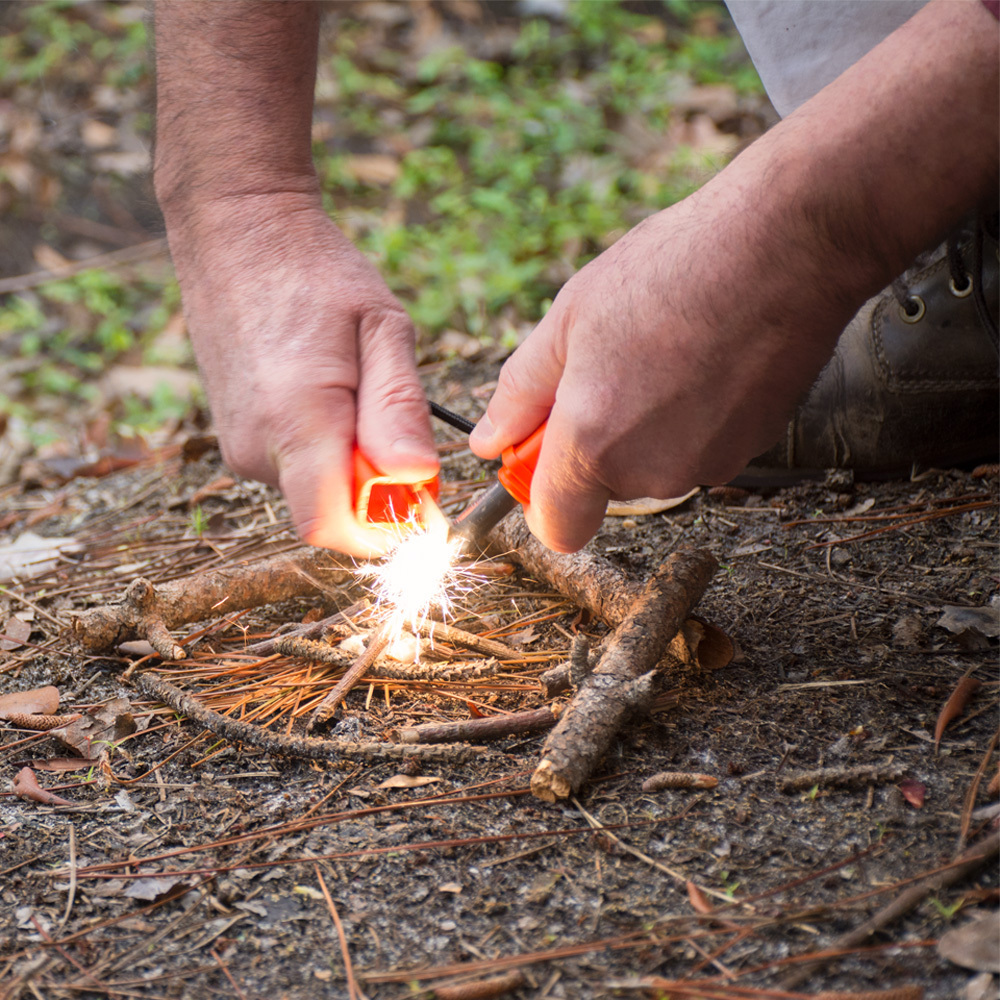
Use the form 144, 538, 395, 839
391, 435, 438, 464
470, 413, 493, 445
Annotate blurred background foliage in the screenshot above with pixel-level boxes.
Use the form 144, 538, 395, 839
0, 0, 765, 476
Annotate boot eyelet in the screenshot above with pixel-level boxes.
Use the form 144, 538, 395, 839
949, 275, 973, 298
899, 296, 925, 323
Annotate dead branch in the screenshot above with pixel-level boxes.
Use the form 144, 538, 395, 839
780, 828, 1000, 990
531, 548, 718, 803
485, 510, 646, 626
132, 672, 483, 763
72, 547, 354, 659
778, 763, 907, 793
398, 706, 562, 744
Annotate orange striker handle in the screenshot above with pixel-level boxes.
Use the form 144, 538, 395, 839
352, 447, 440, 525
497, 421, 547, 505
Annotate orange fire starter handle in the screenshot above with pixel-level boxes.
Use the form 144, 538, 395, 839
352, 448, 440, 525
497, 421, 547, 505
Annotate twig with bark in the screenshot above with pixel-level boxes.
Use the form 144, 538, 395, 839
778, 763, 907, 793
780, 828, 1000, 990
531, 547, 718, 802
132, 672, 483, 763
73, 547, 354, 659
398, 706, 562, 744
307, 624, 392, 729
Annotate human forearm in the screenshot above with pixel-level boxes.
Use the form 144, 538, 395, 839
153, 1, 321, 219
704, 0, 998, 317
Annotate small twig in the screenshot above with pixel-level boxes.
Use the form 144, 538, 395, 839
211, 948, 250, 1000
780, 828, 1000, 990
778, 763, 907, 793
308, 623, 391, 729
58, 823, 77, 930
244, 600, 370, 656
315, 866, 362, 1000
398, 706, 562, 744
132, 672, 483, 763
958, 727, 1000, 852
414, 619, 520, 661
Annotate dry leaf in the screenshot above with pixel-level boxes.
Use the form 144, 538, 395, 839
937, 600, 1000, 639
934, 675, 982, 750
938, 910, 1000, 973
0, 615, 32, 651
438, 882, 462, 894
377, 774, 442, 789
0, 685, 59, 719
123, 876, 190, 902
12, 766, 75, 807
51, 698, 136, 759
0, 532, 81, 583
898, 779, 926, 809
606, 488, 699, 517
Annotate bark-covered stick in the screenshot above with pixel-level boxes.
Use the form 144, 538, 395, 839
484, 510, 645, 627
133, 672, 483, 763
72, 547, 354, 658
531, 547, 718, 803
397, 705, 562, 744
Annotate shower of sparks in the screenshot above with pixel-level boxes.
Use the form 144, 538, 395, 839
360, 491, 473, 650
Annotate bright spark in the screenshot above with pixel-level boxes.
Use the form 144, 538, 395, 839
361, 491, 467, 651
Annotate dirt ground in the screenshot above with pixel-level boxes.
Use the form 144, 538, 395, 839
0, 355, 998, 1000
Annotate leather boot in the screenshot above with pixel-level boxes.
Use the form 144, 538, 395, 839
738, 214, 999, 485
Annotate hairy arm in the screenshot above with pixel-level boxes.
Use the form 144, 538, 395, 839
154, 2, 437, 556
470, 0, 999, 552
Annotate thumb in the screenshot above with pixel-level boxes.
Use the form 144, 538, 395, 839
469, 308, 566, 459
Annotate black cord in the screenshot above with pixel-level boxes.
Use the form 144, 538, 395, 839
429, 401, 477, 435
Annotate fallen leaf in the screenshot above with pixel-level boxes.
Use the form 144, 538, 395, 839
937, 600, 1000, 639
377, 774, 442, 789
0, 615, 32, 651
898, 779, 926, 809
934, 675, 982, 750
123, 876, 189, 902
0, 685, 59, 719
938, 909, 1000, 973
12, 766, 75, 807
606, 488, 699, 517
51, 698, 136, 759
0, 532, 81, 583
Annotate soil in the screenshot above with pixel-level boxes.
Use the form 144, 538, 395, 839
1, 358, 998, 1000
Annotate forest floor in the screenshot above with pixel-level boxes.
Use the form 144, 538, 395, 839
1, 356, 997, 1000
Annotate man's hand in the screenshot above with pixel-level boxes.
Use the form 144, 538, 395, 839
154, 2, 436, 556
471, 0, 998, 553
170, 197, 438, 557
